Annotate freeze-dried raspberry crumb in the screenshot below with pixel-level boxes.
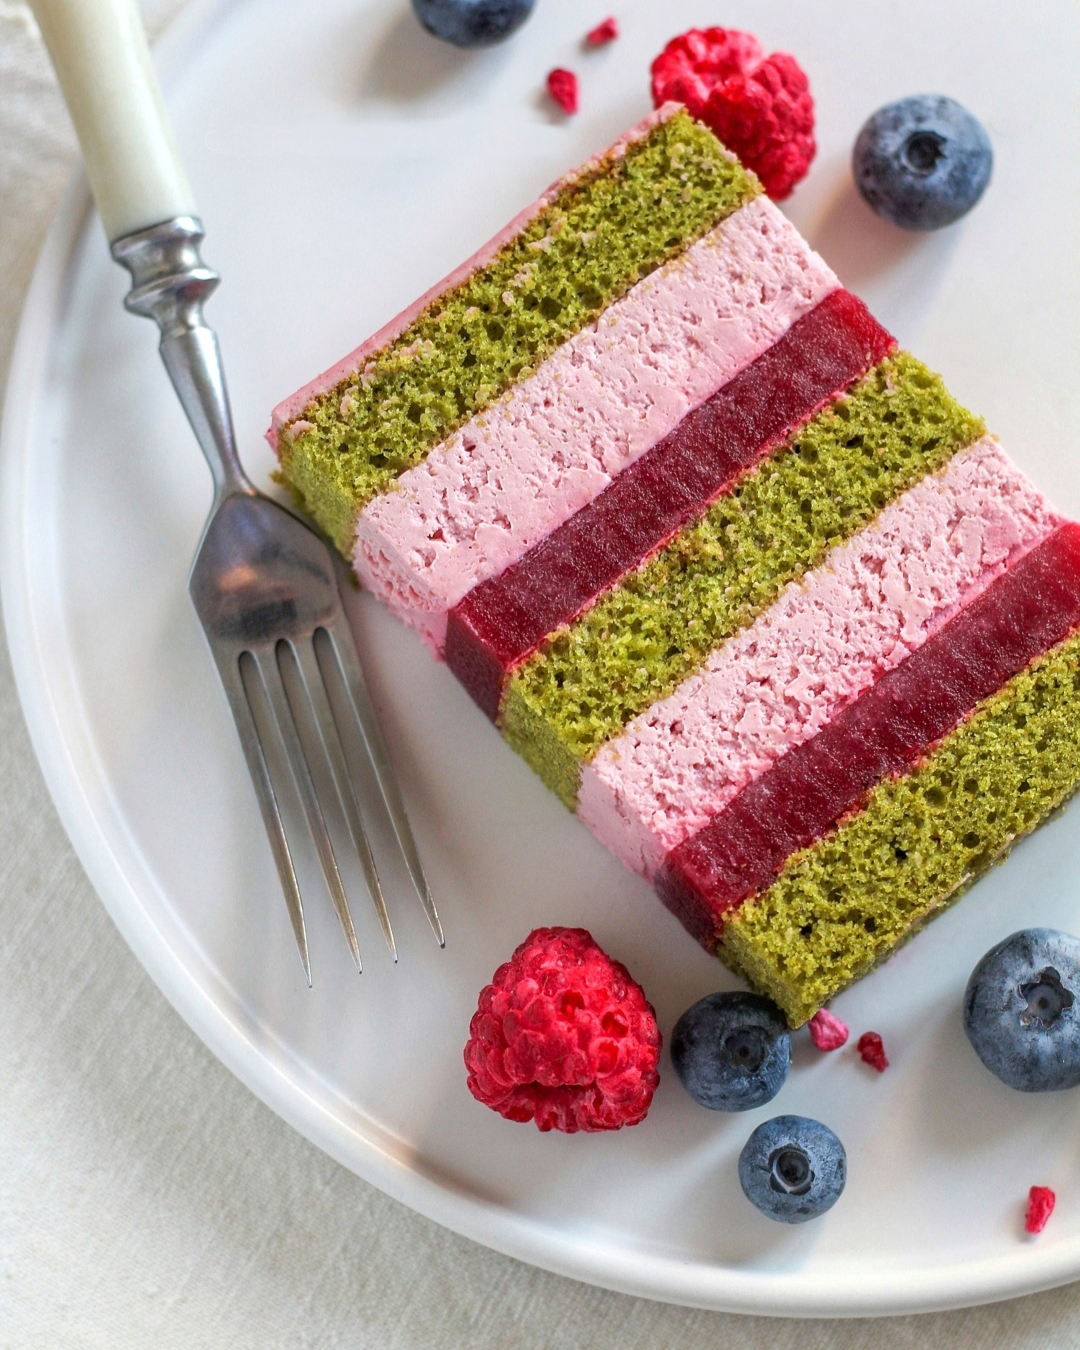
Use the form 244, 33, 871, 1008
809, 1009, 849, 1052
586, 16, 618, 46
650, 27, 815, 199
464, 927, 661, 1132
857, 1031, 889, 1072
1026, 1186, 1056, 1235
547, 68, 579, 114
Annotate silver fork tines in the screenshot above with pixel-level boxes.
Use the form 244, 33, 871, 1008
244, 640, 364, 979
112, 216, 442, 982
283, 635, 389, 961
315, 621, 444, 948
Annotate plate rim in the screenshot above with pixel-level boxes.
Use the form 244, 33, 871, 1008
4, 0, 1080, 1317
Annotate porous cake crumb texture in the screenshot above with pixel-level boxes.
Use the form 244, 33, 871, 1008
721, 630, 1080, 1026
502, 354, 985, 804
269, 108, 1080, 1029
578, 436, 1058, 877
280, 111, 758, 551
354, 196, 836, 628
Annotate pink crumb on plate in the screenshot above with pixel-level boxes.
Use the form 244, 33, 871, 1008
1026, 1187, 1056, 1235
808, 1009, 849, 1051
547, 68, 579, 114
857, 1032, 888, 1072
586, 17, 618, 45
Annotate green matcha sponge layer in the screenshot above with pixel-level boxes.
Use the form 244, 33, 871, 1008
278, 109, 758, 553
721, 629, 1080, 1026
500, 354, 985, 807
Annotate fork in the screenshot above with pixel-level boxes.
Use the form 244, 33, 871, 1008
32, 0, 443, 982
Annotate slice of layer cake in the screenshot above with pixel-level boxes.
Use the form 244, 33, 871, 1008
269, 105, 1080, 1026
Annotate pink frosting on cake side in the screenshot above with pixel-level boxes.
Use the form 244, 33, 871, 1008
353, 196, 838, 648
267, 104, 687, 450
577, 437, 1062, 880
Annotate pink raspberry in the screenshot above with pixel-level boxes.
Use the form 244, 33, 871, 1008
464, 927, 661, 1132
809, 1009, 849, 1052
1026, 1186, 1056, 1235
585, 16, 618, 46
650, 28, 815, 199
857, 1031, 889, 1073
547, 68, 579, 115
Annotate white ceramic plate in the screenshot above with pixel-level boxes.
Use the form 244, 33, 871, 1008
4, 0, 1080, 1317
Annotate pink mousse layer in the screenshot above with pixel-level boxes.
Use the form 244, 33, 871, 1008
577, 436, 1061, 880
353, 196, 838, 651
267, 104, 685, 451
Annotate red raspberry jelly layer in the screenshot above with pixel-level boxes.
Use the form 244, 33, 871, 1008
657, 523, 1080, 944
446, 289, 894, 721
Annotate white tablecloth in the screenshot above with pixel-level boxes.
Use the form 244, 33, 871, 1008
5, 8, 1080, 1345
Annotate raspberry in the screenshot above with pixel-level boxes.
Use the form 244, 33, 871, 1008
650, 28, 815, 199
650, 28, 763, 117
808, 1009, 849, 1052
857, 1031, 889, 1072
547, 68, 579, 115
1026, 1186, 1056, 1235
464, 927, 661, 1132
585, 16, 618, 46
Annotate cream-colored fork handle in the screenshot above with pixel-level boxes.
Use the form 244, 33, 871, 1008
30, 0, 197, 241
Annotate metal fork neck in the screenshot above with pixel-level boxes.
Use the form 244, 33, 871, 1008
111, 216, 255, 504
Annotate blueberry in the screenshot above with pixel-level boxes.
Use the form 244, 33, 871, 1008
963, 928, 1080, 1092
853, 95, 992, 230
671, 991, 790, 1111
411, 0, 536, 48
739, 1115, 847, 1223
